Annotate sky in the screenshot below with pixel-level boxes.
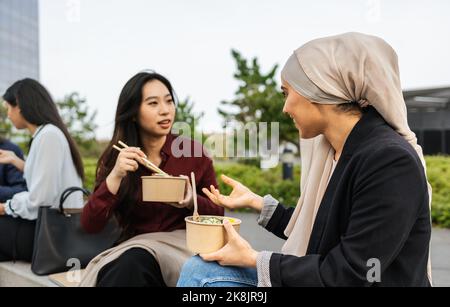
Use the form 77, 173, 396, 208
38, 0, 450, 139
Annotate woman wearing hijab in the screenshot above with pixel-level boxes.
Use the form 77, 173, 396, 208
177, 32, 432, 287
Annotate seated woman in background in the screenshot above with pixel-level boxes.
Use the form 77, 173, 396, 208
79, 71, 223, 287
0, 138, 27, 203
178, 33, 432, 287
0, 79, 84, 263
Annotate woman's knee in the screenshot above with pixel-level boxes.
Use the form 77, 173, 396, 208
97, 248, 163, 287
0, 216, 35, 262
178, 256, 258, 287
178, 256, 236, 287
118, 248, 153, 266
178, 256, 213, 287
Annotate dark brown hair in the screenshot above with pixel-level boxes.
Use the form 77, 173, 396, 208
336, 101, 363, 116
96, 71, 176, 236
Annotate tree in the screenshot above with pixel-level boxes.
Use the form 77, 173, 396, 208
56, 93, 99, 157
1, 93, 100, 156
174, 97, 204, 139
219, 50, 299, 149
0, 100, 13, 139
0, 99, 30, 150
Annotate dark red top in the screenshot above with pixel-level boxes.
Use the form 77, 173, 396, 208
81, 134, 223, 236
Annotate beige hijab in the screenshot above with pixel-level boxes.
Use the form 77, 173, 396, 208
280, 32, 432, 282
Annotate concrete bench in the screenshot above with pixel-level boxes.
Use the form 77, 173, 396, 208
0, 262, 57, 287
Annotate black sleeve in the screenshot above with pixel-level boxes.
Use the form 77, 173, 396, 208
268, 145, 429, 287
265, 204, 295, 240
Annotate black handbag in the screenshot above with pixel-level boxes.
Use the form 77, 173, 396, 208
31, 187, 121, 276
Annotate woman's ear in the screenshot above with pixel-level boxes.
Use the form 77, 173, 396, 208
314, 101, 329, 115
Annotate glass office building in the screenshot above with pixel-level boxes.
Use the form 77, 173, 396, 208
0, 0, 40, 94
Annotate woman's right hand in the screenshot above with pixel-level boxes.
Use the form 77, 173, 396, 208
110, 147, 147, 179
202, 175, 264, 212
106, 147, 147, 195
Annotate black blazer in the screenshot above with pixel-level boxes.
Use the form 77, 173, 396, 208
266, 107, 431, 287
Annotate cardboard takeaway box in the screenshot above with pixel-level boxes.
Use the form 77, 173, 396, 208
141, 175, 187, 203
185, 216, 242, 254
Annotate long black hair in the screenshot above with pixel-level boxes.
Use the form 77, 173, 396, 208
96, 71, 177, 236
2, 79, 84, 180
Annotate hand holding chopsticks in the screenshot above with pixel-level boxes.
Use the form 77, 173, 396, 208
113, 140, 169, 176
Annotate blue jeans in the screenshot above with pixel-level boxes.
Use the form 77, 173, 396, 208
177, 256, 258, 287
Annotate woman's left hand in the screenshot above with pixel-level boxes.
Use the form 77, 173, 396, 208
0, 150, 18, 165
200, 219, 258, 268
0, 150, 24, 172
0, 203, 6, 216
168, 175, 193, 209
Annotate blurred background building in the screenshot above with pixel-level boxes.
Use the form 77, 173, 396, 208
0, 0, 40, 94
405, 87, 450, 155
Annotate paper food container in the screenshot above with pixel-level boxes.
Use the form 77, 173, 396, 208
185, 216, 242, 254
142, 175, 187, 202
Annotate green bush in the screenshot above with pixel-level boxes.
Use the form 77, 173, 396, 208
83, 158, 98, 191
82, 156, 450, 228
426, 156, 450, 228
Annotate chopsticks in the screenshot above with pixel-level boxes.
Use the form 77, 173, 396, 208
113, 140, 169, 177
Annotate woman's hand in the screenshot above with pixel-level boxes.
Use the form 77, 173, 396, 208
0, 150, 24, 172
0, 203, 6, 216
202, 175, 264, 212
110, 147, 146, 179
200, 219, 258, 268
106, 147, 147, 195
0, 150, 17, 164
168, 175, 194, 209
